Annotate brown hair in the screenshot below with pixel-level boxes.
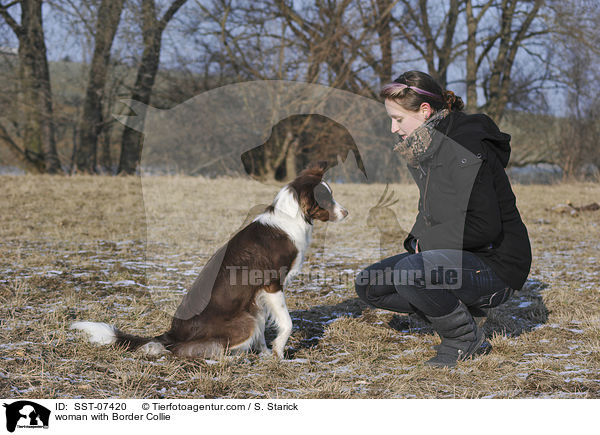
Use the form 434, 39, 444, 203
379, 70, 464, 113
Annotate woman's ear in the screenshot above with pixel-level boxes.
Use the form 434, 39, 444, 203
420, 102, 433, 119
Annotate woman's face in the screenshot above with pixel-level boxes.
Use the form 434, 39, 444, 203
384, 99, 430, 139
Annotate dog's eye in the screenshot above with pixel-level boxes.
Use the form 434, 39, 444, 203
313, 184, 332, 207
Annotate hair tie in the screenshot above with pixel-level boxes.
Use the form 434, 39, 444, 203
381, 82, 443, 101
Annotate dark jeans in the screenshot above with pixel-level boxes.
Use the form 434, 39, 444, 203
355, 250, 512, 317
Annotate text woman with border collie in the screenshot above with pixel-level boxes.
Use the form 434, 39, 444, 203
355, 71, 532, 367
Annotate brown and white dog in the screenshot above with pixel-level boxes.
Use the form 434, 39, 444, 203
71, 162, 347, 359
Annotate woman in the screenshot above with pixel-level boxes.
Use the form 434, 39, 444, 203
355, 71, 532, 368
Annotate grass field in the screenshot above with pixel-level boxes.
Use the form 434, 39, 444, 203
1, 175, 599, 398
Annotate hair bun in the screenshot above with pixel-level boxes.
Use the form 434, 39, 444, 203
442, 89, 464, 111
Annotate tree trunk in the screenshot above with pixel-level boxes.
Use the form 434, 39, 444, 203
283, 133, 299, 182
118, 32, 162, 174
375, 0, 393, 85
465, 0, 478, 112
436, 0, 459, 89
16, 0, 61, 173
118, 0, 187, 175
99, 123, 113, 173
75, 0, 125, 173
482, 0, 545, 121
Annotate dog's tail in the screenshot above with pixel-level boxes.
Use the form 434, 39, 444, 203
70, 321, 170, 356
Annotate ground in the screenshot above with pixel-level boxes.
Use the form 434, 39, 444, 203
1, 175, 599, 398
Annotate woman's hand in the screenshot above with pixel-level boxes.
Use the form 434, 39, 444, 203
415, 239, 420, 253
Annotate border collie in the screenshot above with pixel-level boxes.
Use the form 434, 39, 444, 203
71, 162, 347, 359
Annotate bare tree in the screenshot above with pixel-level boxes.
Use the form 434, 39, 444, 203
374, 0, 394, 85
465, 0, 494, 112
480, 0, 546, 121
74, 0, 125, 173
186, 0, 398, 179
479, 0, 599, 125
118, 0, 188, 175
554, 50, 600, 179
549, 0, 600, 178
391, 0, 462, 88
0, 0, 61, 173
392, 0, 550, 121
272, 0, 395, 93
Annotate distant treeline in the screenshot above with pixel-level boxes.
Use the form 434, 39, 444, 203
0, 0, 598, 180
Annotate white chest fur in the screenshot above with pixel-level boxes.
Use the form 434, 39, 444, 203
284, 224, 312, 286
254, 186, 313, 287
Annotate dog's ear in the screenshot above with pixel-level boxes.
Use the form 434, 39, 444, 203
305, 161, 328, 176
296, 161, 328, 181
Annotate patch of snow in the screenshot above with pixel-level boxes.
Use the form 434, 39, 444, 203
0, 341, 36, 350
559, 369, 591, 376
113, 280, 141, 287
46, 270, 63, 275
182, 270, 200, 276
567, 328, 584, 334
287, 358, 309, 364
535, 392, 589, 398
334, 365, 352, 374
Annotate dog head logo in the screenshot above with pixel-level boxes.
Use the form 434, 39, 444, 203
3, 401, 50, 433
114, 80, 385, 180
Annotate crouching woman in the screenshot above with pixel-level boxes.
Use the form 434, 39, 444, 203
355, 71, 532, 368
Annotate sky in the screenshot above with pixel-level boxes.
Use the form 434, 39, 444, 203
0, 0, 579, 117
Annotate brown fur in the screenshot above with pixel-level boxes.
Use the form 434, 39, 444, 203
154, 222, 299, 356
110, 162, 343, 358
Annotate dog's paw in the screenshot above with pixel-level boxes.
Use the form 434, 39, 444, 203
139, 341, 167, 356
272, 347, 286, 360
258, 349, 274, 360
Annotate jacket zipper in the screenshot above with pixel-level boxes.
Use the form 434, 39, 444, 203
419, 115, 454, 227
419, 162, 432, 226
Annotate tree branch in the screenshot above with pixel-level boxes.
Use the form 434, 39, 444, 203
159, 0, 188, 30
274, 0, 318, 42
0, 120, 41, 172
0, 120, 24, 156
0, 0, 22, 35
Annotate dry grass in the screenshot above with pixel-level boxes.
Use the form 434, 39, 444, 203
1, 175, 599, 398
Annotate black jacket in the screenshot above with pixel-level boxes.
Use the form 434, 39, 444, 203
403, 111, 532, 290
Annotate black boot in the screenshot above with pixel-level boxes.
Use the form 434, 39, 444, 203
432, 305, 487, 351
425, 301, 488, 368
